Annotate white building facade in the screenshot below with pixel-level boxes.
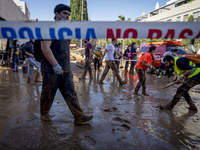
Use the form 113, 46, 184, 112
135, 0, 200, 22
13, 0, 30, 19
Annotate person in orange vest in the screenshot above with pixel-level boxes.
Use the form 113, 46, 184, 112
134, 45, 157, 96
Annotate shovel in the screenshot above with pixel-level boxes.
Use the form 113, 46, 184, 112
162, 81, 176, 89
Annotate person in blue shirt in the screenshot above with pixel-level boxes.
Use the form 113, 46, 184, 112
10, 39, 20, 72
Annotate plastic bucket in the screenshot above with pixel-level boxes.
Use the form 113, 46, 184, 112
22, 66, 28, 73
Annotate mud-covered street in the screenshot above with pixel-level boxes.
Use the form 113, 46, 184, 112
0, 62, 200, 150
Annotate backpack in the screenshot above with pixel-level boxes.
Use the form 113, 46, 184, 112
34, 40, 42, 62
128, 51, 132, 58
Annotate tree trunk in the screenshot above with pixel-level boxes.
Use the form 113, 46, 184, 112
123, 38, 125, 54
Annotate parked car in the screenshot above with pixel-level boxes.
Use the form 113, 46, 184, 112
137, 41, 188, 68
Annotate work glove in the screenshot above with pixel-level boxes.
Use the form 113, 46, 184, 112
175, 74, 186, 84
10, 57, 12, 60
53, 65, 63, 75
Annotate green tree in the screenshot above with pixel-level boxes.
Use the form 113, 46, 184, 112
188, 15, 195, 44
194, 16, 200, 47
197, 16, 200, 22
70, 0, 88, 21
116, 15, 131, 53
182, 14, 197, 47
188, 15, 194, 21
117, 15, 131, 22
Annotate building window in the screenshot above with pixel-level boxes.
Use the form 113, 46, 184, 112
18, 6, 22, 10
193, 11, 200, 21
167, 19, 172, 22
177, 16, 181, 22
183, 14, 189, 22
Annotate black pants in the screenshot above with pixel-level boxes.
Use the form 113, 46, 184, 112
130, 61, 135, 71
40, 72, 84, 118
13, 56, 19, 65
125, 60, 129, 68
169, 72, 200, 107
93, 58, 100, 71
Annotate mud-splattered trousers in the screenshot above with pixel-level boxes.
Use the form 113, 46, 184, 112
40, 71, 84, 118
99, 60, 124, 83
130, 61, 135, 72
80, 58, 92, 78
168, 72, 200, 108
135, 68, 146, 89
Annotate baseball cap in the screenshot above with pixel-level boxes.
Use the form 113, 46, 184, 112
97, 46, 101, 49
54, 4, 71, 13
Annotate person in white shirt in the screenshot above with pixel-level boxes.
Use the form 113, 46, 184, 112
156, 48, 178, 78
99, 39, 128, 85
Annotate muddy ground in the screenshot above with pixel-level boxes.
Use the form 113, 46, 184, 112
0, 62, 200, 150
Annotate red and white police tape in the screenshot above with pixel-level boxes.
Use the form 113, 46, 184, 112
0, 21, 200, 40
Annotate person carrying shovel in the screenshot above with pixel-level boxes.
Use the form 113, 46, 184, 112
158, 55, 200, 111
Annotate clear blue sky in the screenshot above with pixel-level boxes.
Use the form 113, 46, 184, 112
23, 0, 170, 21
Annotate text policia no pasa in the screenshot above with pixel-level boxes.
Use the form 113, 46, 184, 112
0, 21, 200, 40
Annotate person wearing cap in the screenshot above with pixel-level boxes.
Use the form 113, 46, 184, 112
156, 48, 179, 78
40, 4, 93, 124
93, 45, 102, 72
79, 39, 93, 80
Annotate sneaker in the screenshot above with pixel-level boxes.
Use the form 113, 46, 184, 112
157, 105, 172, 110
156, 75, 161, 79
41, 114, 52, 122
27, 78, 31, 83
74, 115, 93, 125
188, 106, 198, 111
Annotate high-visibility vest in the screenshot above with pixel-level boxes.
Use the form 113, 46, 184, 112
174, 57, 200, 78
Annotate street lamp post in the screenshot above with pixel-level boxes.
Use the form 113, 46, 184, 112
80, 0, 83, 48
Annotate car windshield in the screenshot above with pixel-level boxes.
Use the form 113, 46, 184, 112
166, 46, 188, 54
139, 46, 148, 53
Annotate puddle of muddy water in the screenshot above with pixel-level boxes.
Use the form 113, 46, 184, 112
0, 64, 200, 149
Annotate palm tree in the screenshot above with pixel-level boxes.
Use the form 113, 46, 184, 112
117, 15, 131, 53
